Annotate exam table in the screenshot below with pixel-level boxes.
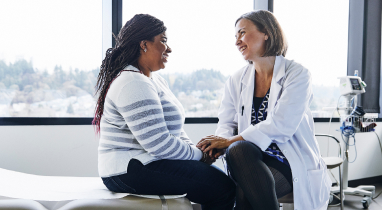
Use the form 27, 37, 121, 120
0, 168, 193, 210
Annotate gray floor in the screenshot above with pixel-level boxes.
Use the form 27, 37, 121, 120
328, 182, 382, 210
192, 182, 382, 210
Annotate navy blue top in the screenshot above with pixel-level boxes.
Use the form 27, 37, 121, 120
252, 89, 290, 167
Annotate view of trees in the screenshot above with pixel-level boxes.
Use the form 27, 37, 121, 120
160, 70, 227, 117
0, 59, 338, 117
0, 59, 98, 117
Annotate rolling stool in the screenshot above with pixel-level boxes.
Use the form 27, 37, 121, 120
315, 134, 343, 209
278, 134, 343, 210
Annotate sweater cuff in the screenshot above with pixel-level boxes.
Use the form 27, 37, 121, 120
191, 146, 203, 161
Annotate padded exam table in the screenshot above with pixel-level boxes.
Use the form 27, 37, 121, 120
0, 168, 193, 210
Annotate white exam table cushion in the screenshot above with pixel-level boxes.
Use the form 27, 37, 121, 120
0, 168, 128, 201
0, 168, 192, 210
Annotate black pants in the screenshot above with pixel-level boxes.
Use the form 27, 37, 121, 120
102, 159, 236, 210
225, 141, 293, 210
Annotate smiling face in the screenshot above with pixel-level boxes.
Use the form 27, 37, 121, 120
141, 32, 171, 72
235, 18, 268, 61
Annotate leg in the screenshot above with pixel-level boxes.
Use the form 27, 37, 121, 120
103, 159, 235, 210
263, 155, 293, 199
235, 185, 252, 210
232, 161, 293, 210
225, 141, 278, 210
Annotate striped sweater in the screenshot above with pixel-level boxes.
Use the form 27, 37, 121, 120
98, 65, 202, 178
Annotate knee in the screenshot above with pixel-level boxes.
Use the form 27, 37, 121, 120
225, 141, 262, 163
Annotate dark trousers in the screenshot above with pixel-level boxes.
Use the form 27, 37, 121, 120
102, 159, 236, 210
225, 141, 293, 210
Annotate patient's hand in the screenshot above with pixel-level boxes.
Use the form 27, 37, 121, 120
210, 149, 226, 159
204, 154, 217, 165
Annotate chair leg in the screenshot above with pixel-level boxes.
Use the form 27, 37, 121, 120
280, 203, 294, 210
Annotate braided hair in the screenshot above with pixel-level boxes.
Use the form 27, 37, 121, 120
93, 14, 167, 133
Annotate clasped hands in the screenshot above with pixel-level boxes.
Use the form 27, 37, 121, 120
196, 135, 231, 164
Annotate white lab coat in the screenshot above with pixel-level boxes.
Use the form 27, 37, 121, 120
216, 56, 331, 210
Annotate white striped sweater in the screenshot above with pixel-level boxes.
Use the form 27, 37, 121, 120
98, 65, 202, 178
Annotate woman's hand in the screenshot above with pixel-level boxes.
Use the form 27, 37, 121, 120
197, 135, 231, 153
204, 154, 217, 165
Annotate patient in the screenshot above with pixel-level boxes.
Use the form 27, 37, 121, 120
93, 14, 235, 210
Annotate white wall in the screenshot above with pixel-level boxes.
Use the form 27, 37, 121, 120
0, 122, 381, 182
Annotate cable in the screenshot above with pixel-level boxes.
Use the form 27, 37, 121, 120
328, 193, 342, 207
373, 131, 382, 161
372, 131, 382, 199
338, 96, 357, 163
373, 190, 382, 200
340, 133, 357, 163
340, 116, 357, 163
336, 95, 342, 117
327, 95, 342, 157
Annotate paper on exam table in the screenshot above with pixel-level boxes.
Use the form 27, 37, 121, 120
0, 168, 130, 201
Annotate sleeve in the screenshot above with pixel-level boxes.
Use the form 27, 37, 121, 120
240, 68, 312, 151
215, 76, 238, 138
179, 129, 193, 145
116, 79, 202, 161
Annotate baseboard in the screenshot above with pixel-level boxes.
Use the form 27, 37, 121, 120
348, 175, 382, 187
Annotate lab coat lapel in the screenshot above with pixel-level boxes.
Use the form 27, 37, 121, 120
238, 64, 255, 132
268, 56, 286, 113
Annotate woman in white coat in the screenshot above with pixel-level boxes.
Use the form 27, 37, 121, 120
197, 10, 331, 210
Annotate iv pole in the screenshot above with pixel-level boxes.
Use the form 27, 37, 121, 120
338, 94, 375, 209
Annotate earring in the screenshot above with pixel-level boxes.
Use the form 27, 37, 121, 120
144, 48, 147, 52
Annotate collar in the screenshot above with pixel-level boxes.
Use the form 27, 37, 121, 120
123, 65, 140, 72
241, 56, 286, 87
273, 56, 286, 85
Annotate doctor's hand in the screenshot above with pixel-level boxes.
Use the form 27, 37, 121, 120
197, 135, 231, 153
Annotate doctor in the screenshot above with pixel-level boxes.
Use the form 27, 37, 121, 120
197, 10, 331, 210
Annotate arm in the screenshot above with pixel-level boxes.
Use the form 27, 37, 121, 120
179, 129, 193, 145
117, 79, 202, 160
241, 67, 312, 150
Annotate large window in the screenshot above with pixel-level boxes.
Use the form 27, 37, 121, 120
0, 0, 102, 117
123, 0, 252, 117
274, 0, 349, 117
0, 0, 351, 120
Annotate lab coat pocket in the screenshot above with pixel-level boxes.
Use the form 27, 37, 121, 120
307, 168, 330, 208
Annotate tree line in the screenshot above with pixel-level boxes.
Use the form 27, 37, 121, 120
0, 59, 99, 96
0, 59, 228, 103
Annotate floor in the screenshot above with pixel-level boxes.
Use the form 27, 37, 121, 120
192, 182, 382, 210
328, 182, 382, 210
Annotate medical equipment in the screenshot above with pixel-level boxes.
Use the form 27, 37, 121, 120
336, 74, 376, 209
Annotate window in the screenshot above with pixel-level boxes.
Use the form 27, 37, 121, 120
123, 0, 253, 117
0, 0, 102, 117
273, 0, 349, 117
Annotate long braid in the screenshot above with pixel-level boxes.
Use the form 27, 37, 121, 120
93, 14, 166, 134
